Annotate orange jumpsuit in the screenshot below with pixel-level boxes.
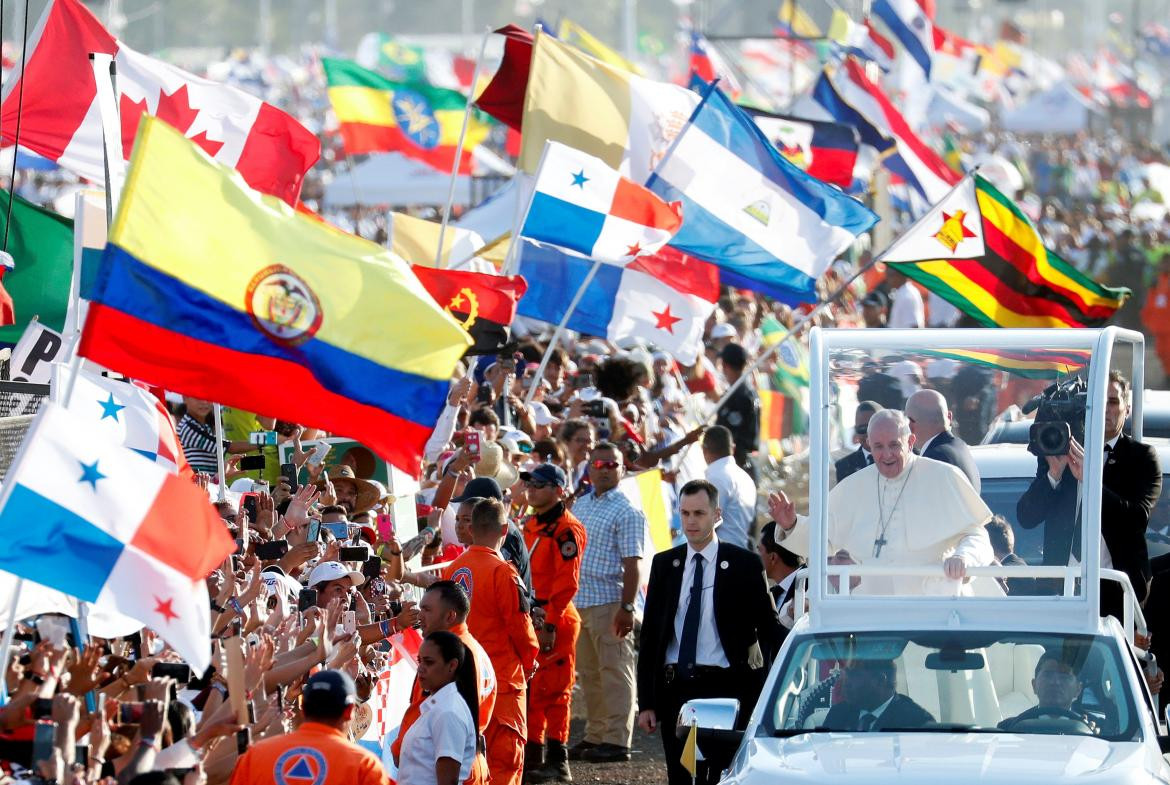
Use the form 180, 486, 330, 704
391, 623, 496, 785
443, 546, 539, 785
522, 503, 587, 745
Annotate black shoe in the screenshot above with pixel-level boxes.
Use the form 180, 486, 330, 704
581, 743, 631, 763
528, 739, 572, 783
523, 741, 545, 781
566, 740, 597, 761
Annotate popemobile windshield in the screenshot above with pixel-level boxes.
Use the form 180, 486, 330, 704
680, 327, 1170, 785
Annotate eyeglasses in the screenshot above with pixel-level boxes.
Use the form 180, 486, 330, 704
591, 459, 620, 470
525, 479, 552, 489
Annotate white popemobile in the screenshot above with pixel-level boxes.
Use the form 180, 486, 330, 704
680, 327, 1170, 784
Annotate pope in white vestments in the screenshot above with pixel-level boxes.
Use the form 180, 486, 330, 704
772, 410, 996, 596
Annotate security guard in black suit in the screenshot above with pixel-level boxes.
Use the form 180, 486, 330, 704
835, 401, 884, 483
1017, 371, 1161, 617
637, 480, 781, 785
715, 343, 760, 482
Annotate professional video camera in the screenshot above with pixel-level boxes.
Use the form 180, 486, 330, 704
1022, 376, 1088, 457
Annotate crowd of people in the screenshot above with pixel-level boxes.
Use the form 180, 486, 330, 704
5, 25, 1170, 785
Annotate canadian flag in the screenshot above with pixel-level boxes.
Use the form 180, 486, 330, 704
0, 0, 319, 205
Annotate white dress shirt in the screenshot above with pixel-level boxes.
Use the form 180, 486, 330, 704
888, 281, 925, 328
775, 571, 798, 629
705, 456, 757, 549
397, 681, 477, 785
858, 694, 897, 729
665, 536, 729, 667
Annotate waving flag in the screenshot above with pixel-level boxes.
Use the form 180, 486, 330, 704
66, 370, 190, 477
646, 84, 877, 303
739, 104, 859, 188
517, 33, 700, 180
880, 175, 1128, 327
322, 58, 490, 174
521, 141, 682, 263
0, 0, 318, 205
814, 58, 959, 204
688, 32, 742, 98
78, 117, 471, 476
410, 267, 527, 355
0, 403, 233, 671
516, 243, 717, 365
873, 0, 935, 79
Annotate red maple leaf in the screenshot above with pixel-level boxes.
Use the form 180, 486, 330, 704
119, 84, 224, 160
153, 596, 179, 624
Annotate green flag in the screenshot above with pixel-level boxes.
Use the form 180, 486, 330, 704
0, 190, 74, 344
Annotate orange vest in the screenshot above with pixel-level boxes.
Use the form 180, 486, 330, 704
522, 505, 587, 627
230, 722, 388, 785
442, 546, 539, 694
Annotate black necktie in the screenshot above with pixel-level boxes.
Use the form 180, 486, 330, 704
858, 712, 877, 731
678, 554, 704, 675
865, 453, 874, 466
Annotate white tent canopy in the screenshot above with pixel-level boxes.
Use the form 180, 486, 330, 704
323, 153, 471, 208
1001, 82, 1103, 135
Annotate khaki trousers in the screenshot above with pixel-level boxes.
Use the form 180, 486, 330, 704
575, 602, 635, 747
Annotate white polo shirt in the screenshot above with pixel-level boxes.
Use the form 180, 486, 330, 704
397, 681, 477, 785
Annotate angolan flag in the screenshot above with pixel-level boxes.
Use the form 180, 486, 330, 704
880, 174, 1129, 328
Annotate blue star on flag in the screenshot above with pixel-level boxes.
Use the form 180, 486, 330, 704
571, 169, 589, 188
78, 460, 106, 490
98, 393, 125, 422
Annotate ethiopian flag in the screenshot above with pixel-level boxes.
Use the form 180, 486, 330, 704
880, 174, 1128, 328
322, 58, 490, 174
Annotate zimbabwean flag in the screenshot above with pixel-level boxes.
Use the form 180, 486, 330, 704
322, 58, 491, 174
880, 174, 1128, 328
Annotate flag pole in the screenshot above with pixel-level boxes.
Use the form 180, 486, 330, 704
501, 139, 550, 278
0, 583, 23, 704
435, 26, 492, 270
523, 260, 604, 407
705, 171, 975, 420
214, 403, 228, 501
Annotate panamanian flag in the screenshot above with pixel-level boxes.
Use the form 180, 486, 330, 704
66, 369, 191, 476
520, 140, 683, 264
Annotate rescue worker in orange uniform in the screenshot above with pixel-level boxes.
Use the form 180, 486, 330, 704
391, 580, 497, 785
518, 463, 587, 784
443, 498, 539, 785
1142, 253, 1170, 378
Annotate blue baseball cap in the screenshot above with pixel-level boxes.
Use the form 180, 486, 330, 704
520, 463, 568, 488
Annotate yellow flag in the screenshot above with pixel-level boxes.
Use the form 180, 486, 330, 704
558, 18, 643, 74
778, 0, 822, 37
826, 9, 853, 44
680, 722, 698, 778
387, 212, 485, 269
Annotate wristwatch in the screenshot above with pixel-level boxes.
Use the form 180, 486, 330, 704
620, 602, 635, 613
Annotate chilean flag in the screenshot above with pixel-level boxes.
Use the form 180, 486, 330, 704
520, 141, 683, 264
0, 403, 233, 671
66, 370, 192, 478
0, 0, 319, 205
873, 0, 935, 80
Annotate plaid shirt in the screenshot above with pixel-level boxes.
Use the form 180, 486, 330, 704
573, 486, 646, 609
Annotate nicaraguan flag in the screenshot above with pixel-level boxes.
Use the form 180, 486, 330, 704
646, 84, 878, 303
873, 0, 934, 80
520, 141, 683, 264
0, 403, 234, 671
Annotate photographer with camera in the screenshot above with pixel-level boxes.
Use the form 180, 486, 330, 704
1016, 371, 1161, 616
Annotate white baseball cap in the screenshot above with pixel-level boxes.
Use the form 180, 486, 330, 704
306, 561, 365, 589
530, 401, 558, 427
710, 323, 737, 339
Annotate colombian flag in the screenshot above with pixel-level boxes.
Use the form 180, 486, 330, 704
323, 58, 490, 174
78, 117, 472, 475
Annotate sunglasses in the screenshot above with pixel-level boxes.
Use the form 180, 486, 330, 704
591, 459, 620, 470
855, 426, 867, 436
525, 479, 552, 489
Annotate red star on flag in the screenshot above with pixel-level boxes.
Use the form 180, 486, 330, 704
652, 304, 683, 334
154, 596, 179, 624
625, 242, 643, 257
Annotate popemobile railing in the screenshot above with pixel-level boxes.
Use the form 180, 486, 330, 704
790, 565, 1148, 644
